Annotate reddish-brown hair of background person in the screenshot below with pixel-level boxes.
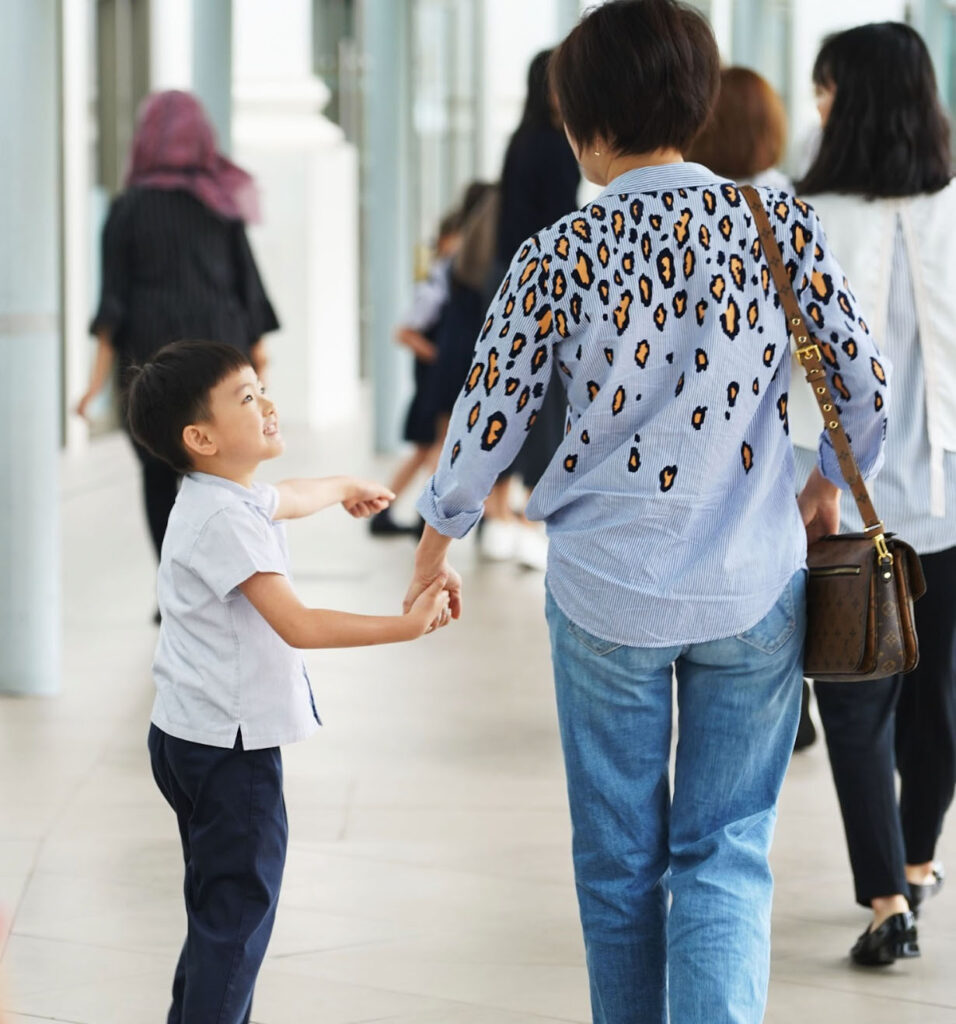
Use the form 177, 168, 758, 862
688, 67, 788, 179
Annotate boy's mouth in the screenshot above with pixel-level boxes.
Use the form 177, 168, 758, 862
263, 418, 280, 437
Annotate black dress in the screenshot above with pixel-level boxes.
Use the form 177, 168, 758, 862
90, 187, 280, 559
495, 125, 580, 488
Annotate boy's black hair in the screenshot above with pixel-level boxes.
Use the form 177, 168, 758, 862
126, 340, 253, 474
797, 22, 952, 198
550, 0, 719, 156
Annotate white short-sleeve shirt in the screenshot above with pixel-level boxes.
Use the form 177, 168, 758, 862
151, 472, 320, 750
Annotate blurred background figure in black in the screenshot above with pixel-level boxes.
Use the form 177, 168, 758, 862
481, 49, 580, 569
76, 90, 279, 594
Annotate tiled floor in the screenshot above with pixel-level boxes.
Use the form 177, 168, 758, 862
1, 421, 953, 1023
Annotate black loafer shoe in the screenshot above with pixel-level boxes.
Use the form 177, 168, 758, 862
851, 911, 920, 966
909, 865, 944, 915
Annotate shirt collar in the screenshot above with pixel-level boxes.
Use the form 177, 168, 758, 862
186, 471, 271, 510
596, 161, 729, 201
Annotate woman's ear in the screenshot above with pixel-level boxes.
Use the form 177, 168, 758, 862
182, 423, 217, 459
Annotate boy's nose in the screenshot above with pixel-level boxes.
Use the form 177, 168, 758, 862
259, 394, 276, 416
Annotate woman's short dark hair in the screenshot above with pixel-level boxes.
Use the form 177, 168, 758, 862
797, 22, 952, 198
126, 341, 252, 474
687, 67, 788, 179
550, 0, 720, 155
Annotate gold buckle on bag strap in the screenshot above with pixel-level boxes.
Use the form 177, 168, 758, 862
795, 342, 821, 364
873, 532, 894, 567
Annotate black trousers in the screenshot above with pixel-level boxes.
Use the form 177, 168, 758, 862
148, 725, 288, 1024
130, 437, 179, 560
815, 546, 956, 906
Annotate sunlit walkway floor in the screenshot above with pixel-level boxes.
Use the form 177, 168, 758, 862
1, 419, 954, 1023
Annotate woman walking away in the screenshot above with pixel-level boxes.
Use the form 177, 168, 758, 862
405, 1, 889, 1020
77, 90, 279, 583
792, 22, 955, 967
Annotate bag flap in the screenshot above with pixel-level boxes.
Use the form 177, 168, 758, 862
888, 538, 928, 601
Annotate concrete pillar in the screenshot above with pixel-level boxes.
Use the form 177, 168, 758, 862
360, 0, 414, 453
233, 0, 360, 430
192, 0, 233, 152
0, 0, 61, 695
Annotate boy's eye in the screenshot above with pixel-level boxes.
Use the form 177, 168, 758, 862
242, 394, 254, 403
259, 385, 266, 395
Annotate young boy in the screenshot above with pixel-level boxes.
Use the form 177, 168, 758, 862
126, 340, 451, 1024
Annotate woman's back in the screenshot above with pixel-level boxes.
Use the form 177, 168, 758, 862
791, 181, 956, 545
97, 187, 276, 364
423, 161, 888, 645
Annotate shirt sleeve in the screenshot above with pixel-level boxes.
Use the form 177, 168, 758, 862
89, 198, 131, 344
188, 505, 287, 602
234, 225, 280, 346
785, 196, 890, 488
417, 232, 565, 537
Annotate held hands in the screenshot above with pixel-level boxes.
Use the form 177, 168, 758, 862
798, 466, 841, 546
403, 560, 463, 623
342, 479, 396, 519
406, 575, 452, 636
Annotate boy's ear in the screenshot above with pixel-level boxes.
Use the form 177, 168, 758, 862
182, 423, 218, 459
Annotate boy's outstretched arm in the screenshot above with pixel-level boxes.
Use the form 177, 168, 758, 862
273, 477, 395, 520
238, 571, 450, 648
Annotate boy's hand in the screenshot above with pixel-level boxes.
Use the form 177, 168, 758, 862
342, 479, 396, 519
406, 575, 452, 636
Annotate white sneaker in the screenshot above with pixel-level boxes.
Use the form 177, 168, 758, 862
479, 519, 517, 561
515, 526, 548, 571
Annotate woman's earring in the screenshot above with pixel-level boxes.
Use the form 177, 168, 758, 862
593, 150, 601, 156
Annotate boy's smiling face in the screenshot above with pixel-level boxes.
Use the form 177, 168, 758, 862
183, 364, 284, 483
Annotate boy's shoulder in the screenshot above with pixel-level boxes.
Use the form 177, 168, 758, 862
168, 475, 279, 550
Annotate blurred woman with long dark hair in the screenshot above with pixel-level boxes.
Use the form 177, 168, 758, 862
793, 22, 955, 966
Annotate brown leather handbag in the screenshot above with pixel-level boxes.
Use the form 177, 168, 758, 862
742, 186, 926, 682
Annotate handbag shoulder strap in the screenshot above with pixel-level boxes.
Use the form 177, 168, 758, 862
740, 185, 891, 559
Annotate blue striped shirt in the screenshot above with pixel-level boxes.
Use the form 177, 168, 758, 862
795, 218, 956, 555
418, 163, 889, 646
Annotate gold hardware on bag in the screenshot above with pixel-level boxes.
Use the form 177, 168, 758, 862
796, 343, 821, 363
874, 533, 894, 565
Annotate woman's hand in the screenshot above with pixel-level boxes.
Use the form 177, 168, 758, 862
405, 575, 453, 636
798, 466, 841, 545
74, 389, 97, 421
404, 560, 462, 622
342, 479, 395, 518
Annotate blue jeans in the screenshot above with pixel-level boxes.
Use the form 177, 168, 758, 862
545, 571, 806, 1024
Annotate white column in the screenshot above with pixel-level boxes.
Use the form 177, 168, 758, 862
150, 0, 193, 91
0, 0, 61, 695
233, 0, 360, 430
62, 0, 93, 453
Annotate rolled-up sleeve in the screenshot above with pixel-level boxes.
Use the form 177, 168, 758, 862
791, 203, 890, 488
417, 233, 565, 536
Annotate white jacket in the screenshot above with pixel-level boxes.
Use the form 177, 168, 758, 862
790, 180, 956, 516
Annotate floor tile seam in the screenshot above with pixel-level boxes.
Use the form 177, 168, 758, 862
770, 974, 956, 1010
288, 844, 574, 885
253, 962, 588, 1023
5, 929, 176, 960
1, 740, 149, 959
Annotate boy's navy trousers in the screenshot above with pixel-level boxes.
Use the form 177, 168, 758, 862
148, 724, 287, 1024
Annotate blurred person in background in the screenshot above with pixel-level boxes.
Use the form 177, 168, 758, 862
689, 67, 820, 752
76, 90, 279, 602
792, 23, 955, 967
371, 185, 489, 536
688, 66, 790, 192
483, 48, 581, 568
405, 0, 888, 1017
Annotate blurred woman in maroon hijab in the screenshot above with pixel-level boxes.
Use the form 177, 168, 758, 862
77, 91, 279, 585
